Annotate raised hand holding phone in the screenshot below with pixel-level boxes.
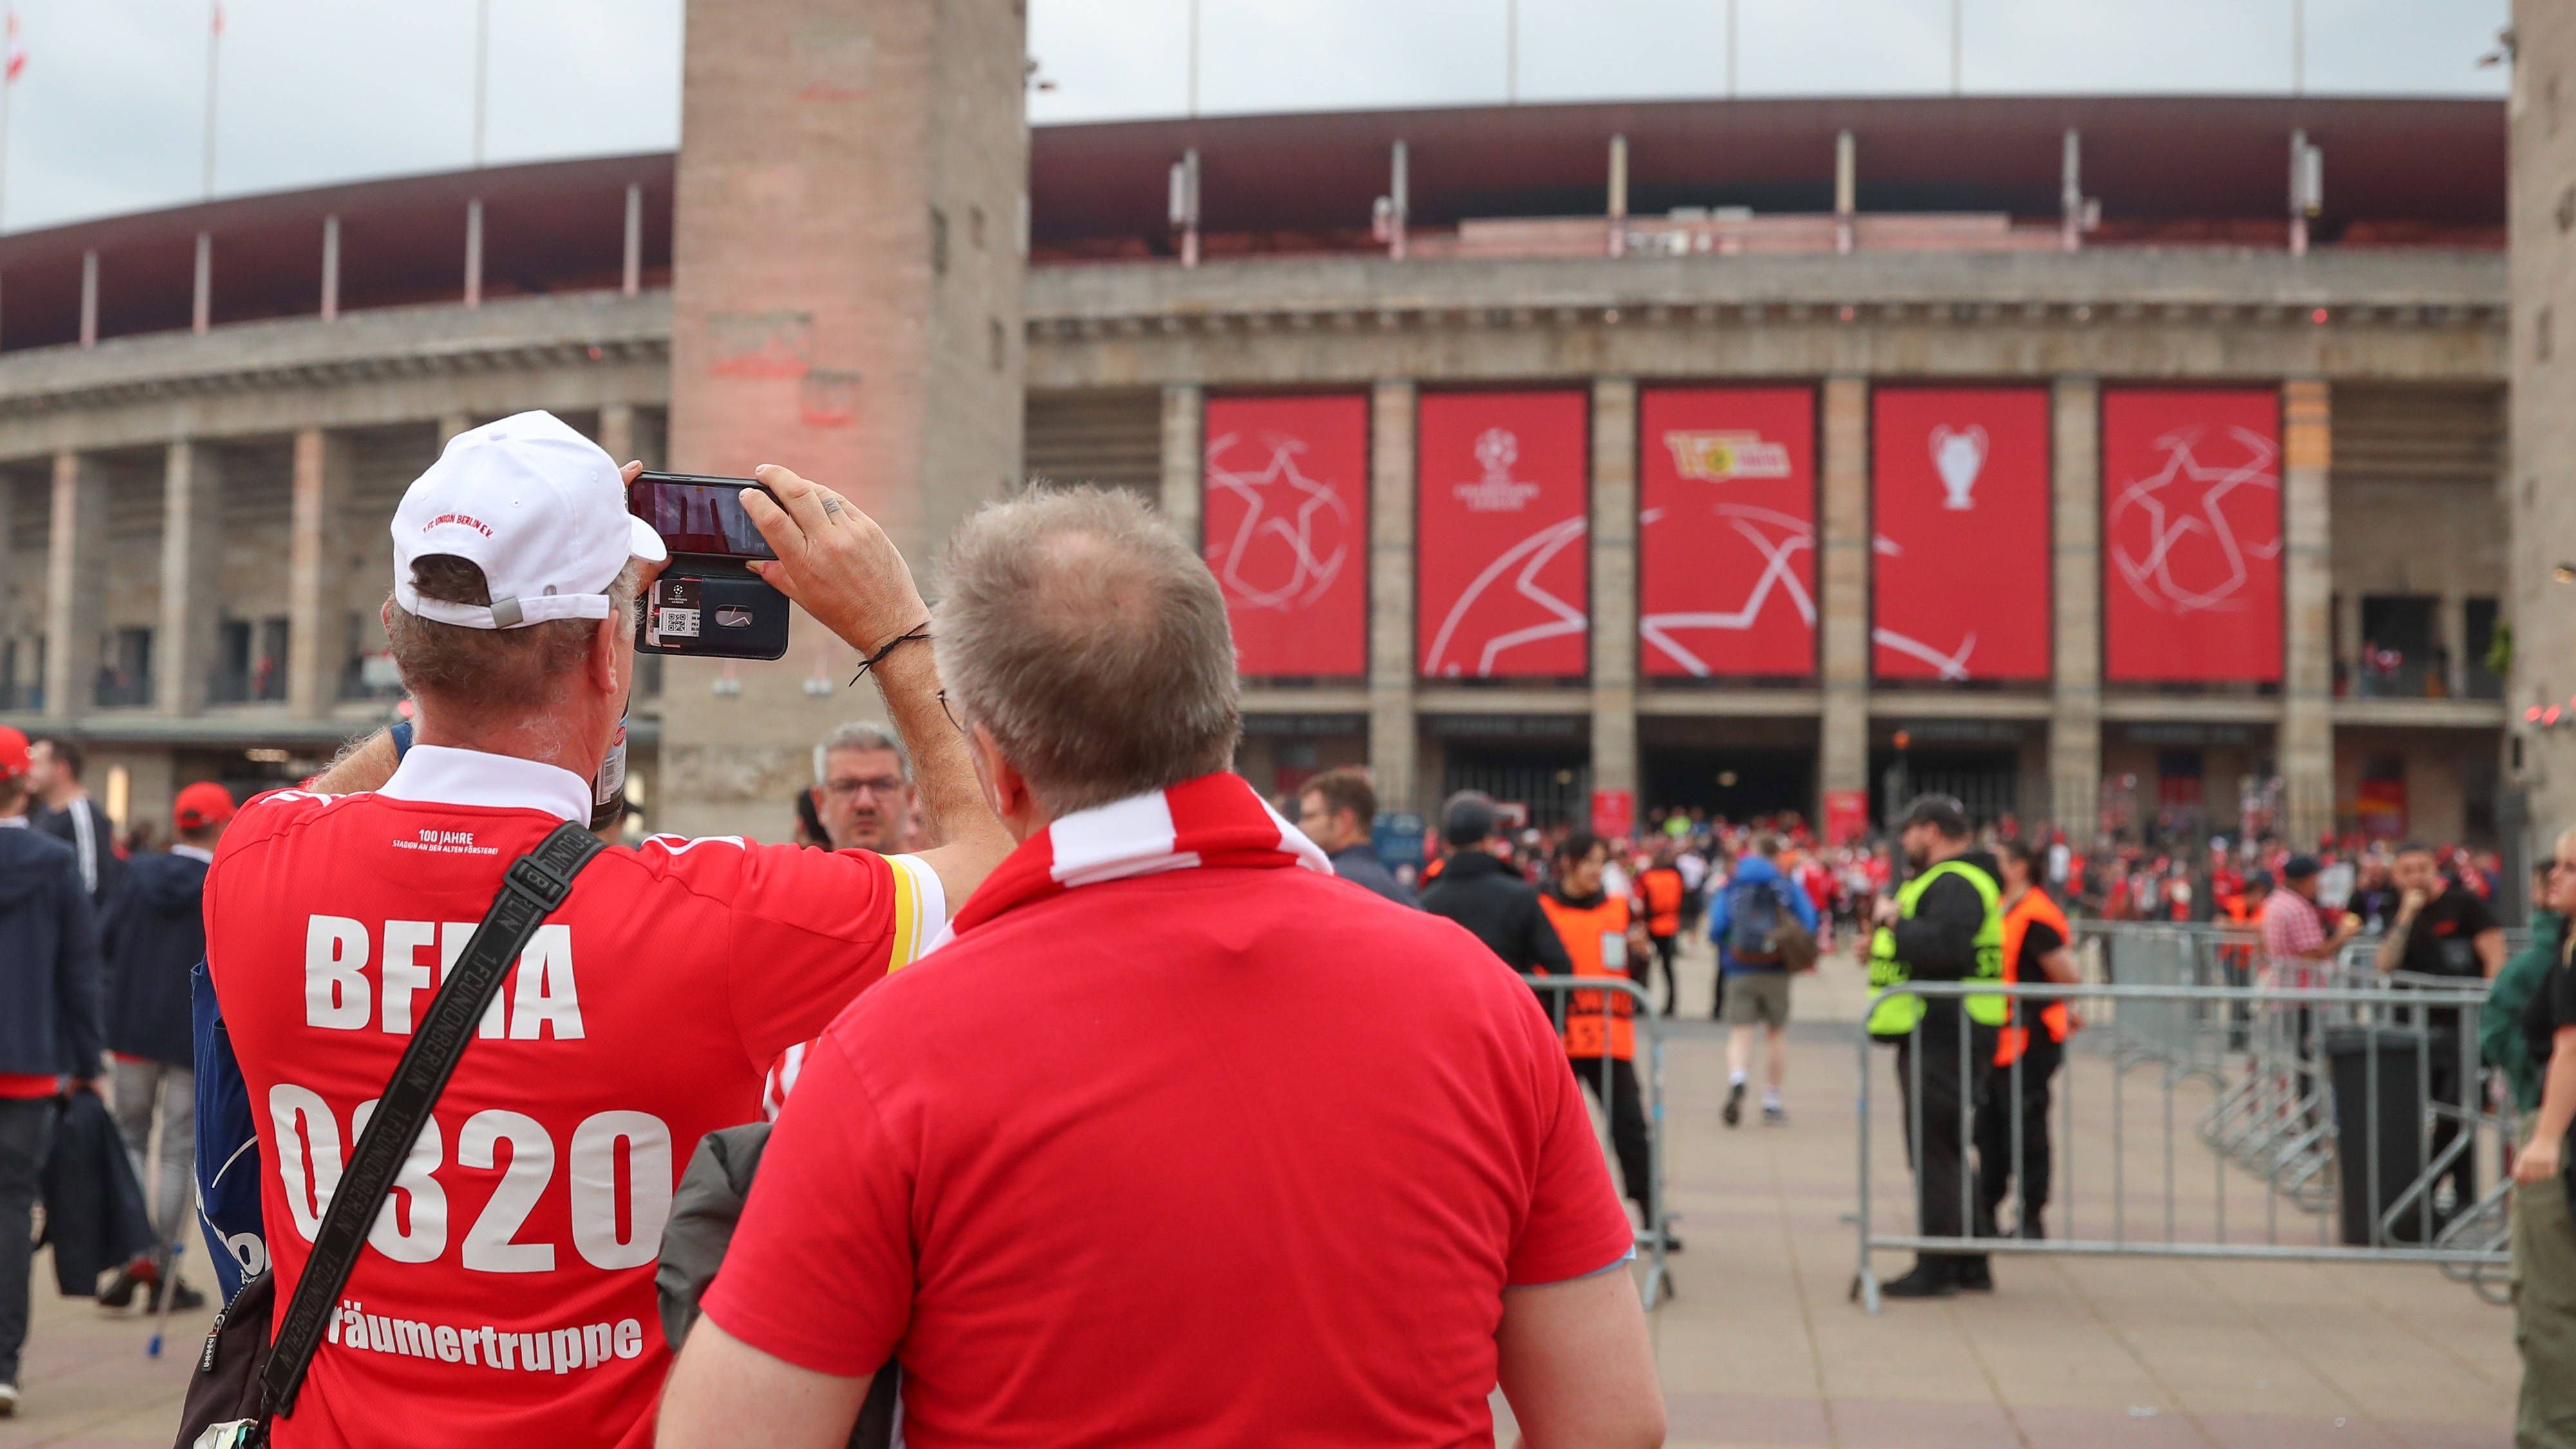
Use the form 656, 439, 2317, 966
735, 464, 929, 657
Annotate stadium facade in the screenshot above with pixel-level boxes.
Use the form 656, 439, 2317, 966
0, 86, 2520, 853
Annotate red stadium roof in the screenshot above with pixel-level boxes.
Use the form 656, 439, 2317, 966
0, 94, 2503, 350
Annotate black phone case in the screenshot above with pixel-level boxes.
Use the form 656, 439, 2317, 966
636, 564, 791, 661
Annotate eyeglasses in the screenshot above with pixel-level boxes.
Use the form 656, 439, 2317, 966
822, 777, 907, 799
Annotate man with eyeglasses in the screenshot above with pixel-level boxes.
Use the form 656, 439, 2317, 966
812, 722, 918, 855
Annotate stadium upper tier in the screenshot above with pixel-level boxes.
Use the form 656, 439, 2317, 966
0, 93, 2503, 355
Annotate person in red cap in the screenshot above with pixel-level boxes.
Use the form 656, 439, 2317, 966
0, 724, 106, 1416
91, 781, 236, 1315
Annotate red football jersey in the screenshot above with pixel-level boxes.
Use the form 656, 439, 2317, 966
202, 746, 942, 1449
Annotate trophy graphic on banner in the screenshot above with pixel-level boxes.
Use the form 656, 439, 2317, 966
1931, 424, 1987, 511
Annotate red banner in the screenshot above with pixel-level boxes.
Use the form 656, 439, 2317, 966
2102, 389, 2283, 683
1871, 388, 2052, 682
1638, 387, 1816, 678
1417, 390, 1589, 678
1202, 394, 1368, 678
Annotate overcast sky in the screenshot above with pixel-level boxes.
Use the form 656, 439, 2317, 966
0, 0, 2508, 235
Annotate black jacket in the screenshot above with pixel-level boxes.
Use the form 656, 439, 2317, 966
1888, 848, 2002, 985
1419, 849, 1574, 976
0, 823, 104, 1080
37, 1088, 156, 1293
37, 797, 123, 909
100, 849, 208, 1068
1328, 844, 1417, 908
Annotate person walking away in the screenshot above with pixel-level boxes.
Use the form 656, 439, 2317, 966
1709, 833, 1816, 1127
1634, 844, 1687, 1015
1675, 840, 1710, 936
0, 725, 106, 1417
2508, 826, 2576, 1448
811, 721, 917, 854
92, 782, 235, 1314
657, 488, 1660, 1449
1296, 767, 1415, 906
1421, 792, 1576, 983
197, 415, 1010, 1449
28, 737, 122, 910
1975, 839, 2081, 1240
1866, 795, 2007, 1299
2376, 842, 2506, 1222
1539, 831, 1665, 1247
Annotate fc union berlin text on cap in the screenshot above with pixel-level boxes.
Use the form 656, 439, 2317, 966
390, 410, 667, 630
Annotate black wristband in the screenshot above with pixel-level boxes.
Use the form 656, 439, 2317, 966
849, 623, 932, 687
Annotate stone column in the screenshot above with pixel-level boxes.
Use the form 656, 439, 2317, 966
2281, 379, 2335, 845
1159, 383, 1203, 545
1589, 377, 1638, 810
2439, 590, 2470, 697
2049, 376, 2104, 840
1817, 375, 1870, 820
287, 428, 352, 719
156, 440, 225, 717
41, 451, 106, 720
1368, 379, 1419, 812
437, 412, 475, 446
596, 403, 639, 470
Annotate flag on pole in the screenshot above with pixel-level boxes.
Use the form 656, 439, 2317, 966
6, 12, 29, 85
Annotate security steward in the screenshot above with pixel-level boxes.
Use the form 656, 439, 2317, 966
1539, 831, 1665, 1246
1634, 844, 1688, 1017
1976, 837, 2081, 1244
1866, 795, 2007, 1299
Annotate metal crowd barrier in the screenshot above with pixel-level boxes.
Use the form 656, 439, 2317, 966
1851, 965, 2508, 1315
1521, 973, 1673, 1310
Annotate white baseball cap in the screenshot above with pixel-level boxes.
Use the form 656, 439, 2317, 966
390, 410, 667, 630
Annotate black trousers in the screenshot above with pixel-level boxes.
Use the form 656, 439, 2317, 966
1975, 1031, 2063, 1233
1893, 1016, 1996, 1264
1568, 1054, 1654, 1224
1645, 934, 1680, 1016
2426, 1041, 2477, 1220
0, 1097, 55, 1382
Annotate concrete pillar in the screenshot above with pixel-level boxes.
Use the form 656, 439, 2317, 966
41, 452, 107, 720
156, 441, 225, 716
2049, 376, 2104, 841
78, 251, 97, 348
437, 412, 475, 446
1589, 377, 1638, 810
623, 182, 645, 298
2281, 379, 2335, 846
597, 403, 639, 469
1159, 383, 1203, 545
286, 428, 352, 719
2440, 590, 2470, 697
1368, 379, 1419, 812
1818, 375, 1870, 820
464, 198, 484, 309
192, 232, 212, 336
321, 214, 341, 322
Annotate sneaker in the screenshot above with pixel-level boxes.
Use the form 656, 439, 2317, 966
1722, 1081, 1745, 1128
1762, 1101, 1788, 1126
1876, 1264, 1955, 1299
0, 1381, 18, 1417
147, 1276, 207, 1314
97, 1259, 153, 1311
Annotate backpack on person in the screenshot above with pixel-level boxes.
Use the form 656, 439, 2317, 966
1725, 877, 1819, 974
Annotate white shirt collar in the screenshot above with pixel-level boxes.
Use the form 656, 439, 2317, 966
0, 815, 24, 829
170, 842, 214, 864
377, 744, 592, 825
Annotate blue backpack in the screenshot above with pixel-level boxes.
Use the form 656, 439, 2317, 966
1725, 879, 1786, 965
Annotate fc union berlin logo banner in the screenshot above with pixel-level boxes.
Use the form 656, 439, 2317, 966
2101, 388, 2284, 684
1201, 394, 1368, 679
1416, 390, 1590, 678
1871, 387, 2052, 683
1637, 386, 1816, 679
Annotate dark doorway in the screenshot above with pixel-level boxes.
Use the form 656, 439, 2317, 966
1643, 746, 1814, 824
1442, 742, 1592, 829
1873, 748, 2020, 829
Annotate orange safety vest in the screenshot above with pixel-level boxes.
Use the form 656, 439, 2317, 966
1995, 886, 2074, 1066
1638, 867, 1685, 938
1539, 892, 1636, 1061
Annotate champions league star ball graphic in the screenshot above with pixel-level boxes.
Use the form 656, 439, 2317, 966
1203, 430, 1351, 611
2108, 424, 2282, 617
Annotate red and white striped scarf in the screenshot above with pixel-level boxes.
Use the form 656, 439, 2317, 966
942, 772, 1334, 942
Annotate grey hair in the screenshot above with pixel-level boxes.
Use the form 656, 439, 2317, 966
386, 556, 643, 714
815, 721, 911, 786
933, 486, 1240, 815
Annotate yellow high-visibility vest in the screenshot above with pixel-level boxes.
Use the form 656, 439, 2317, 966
1866, 857, 2006, 1039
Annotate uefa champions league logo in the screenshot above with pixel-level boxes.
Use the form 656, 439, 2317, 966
1452, 428, 1544, 513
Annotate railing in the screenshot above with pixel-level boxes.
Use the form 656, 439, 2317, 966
1522, 973, 1672, 1310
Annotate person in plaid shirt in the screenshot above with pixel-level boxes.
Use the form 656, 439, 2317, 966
2260, 855, 2359, 990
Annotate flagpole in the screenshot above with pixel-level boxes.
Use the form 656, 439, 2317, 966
202, 1, 221, 200
472, 0, 489, 166
0, 8, 18, 234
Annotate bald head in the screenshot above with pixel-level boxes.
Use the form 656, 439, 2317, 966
934, 486, 1242, 814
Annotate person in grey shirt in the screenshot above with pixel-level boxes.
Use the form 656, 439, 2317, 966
1294, 768, 1414, 907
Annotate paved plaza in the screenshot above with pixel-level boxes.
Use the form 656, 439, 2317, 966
0, 939, 2519, 1449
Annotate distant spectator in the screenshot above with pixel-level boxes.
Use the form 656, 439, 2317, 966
1421, 792, 1577, 983
812, 721, 917, 853
1633, 844, 1687, 1016
1296, 767, 1414, 907
28, 737, 121, 909
1709, 833, 1817, 1129
2376, 842, 2505, 1218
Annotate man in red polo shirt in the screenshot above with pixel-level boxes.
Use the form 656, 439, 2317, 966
660, 488, 1663, 1449
202, 412, 1009, 1449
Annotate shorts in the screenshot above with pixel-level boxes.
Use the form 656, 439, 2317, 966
1722, 969, 1792, 1027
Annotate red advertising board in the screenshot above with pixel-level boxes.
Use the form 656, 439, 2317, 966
1638, 387, 1817, 679
1823, 788, 1870, 849
1202, 394, 1369, 678
1417, 390, 1590, 678
1871, 388, 2052, 682
1590, 788, 1636, 840
2101, 389, 2283, 684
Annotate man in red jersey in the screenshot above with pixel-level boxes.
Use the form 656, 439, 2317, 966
659, 487, 1663, 1449
200, 411, 1009, 1449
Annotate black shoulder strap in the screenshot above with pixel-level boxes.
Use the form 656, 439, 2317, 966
261, 820, 607, 1421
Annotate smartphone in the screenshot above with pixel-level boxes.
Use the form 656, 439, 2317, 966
629, 471, 791, 661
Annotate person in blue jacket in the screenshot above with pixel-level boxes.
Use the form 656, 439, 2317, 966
1708, 834, 1818, 1128
0, 726, 104, 1417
